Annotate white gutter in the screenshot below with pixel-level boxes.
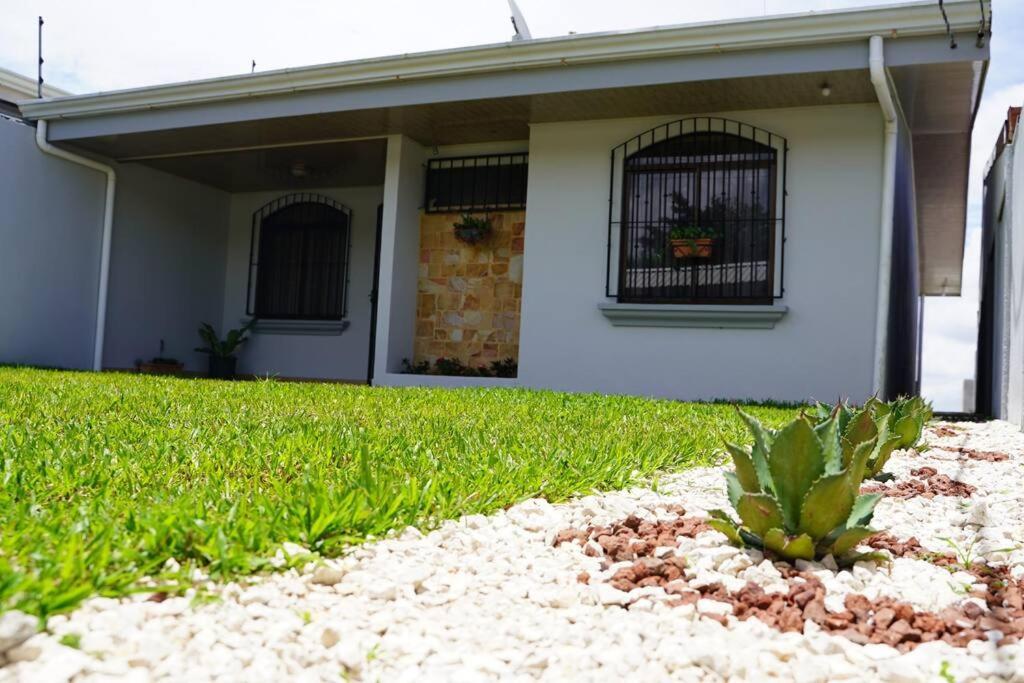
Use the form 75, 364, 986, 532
35, 120, 115, 372
869, 35, 898, 399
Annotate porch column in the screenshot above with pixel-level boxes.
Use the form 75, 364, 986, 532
373, 134, 428, 379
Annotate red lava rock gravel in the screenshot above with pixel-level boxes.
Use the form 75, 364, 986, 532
559, 516, 1024, 651
554, 511, 709, 564
862, 466, 976, 499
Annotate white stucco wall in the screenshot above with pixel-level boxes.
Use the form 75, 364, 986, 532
0, 116, 105, 370
516, 104, 885, 402
103, 163, 230, 372
222, 185, 384, 381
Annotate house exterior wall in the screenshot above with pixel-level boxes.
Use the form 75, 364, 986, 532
221, 185, 384, 381
0, 116, 104, 370
102, 163, 231, 372
515, 104, 885, 402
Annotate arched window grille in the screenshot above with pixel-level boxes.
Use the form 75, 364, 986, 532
247, 193, 352, 320
606, 118, 787, 304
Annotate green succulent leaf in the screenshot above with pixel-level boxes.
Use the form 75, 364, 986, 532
798, 471, 856, 541
893, 413, 923, 449
813, 411, 843, 476
724, 472, 744, 510
725, 442, 761, 493
737, 409, 775, 493
840, 408, 877, 466
767, 417, 825, 529
763, 528, 815, 561
847, 438, 876, 485
846, 493, 882, 528
737, 493, 785, 537
830, 526, 877, 557
707, 511, 743, 545
867, 435, 902, 478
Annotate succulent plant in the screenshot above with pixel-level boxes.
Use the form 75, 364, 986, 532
872, 396, 933, 451
810, 400, 902, 480
708, 410, 888, 565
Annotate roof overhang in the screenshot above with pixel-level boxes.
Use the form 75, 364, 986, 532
16, 0, 988, 295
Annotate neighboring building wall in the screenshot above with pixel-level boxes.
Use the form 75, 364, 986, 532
103, 164, 230, 372
978, 109, 1024, 425
517, 104, 885, 402
885, 118, 921, 399
0, 116, 104, 370
221, 185, 384, 381
413, 210, 524, 369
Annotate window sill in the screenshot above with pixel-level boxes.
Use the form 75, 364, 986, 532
598, 303, 787, 329
246, 319, 350, 336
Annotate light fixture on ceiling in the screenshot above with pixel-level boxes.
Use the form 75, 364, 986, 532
820, 83, 832, 98
290, 161, 308, 178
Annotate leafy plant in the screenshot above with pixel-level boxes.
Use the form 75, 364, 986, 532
400, 357, 518, 378
452, 214, 494, 245
668, 225, 719, 240
708, 409, 889, 565
195, 319, 257, 359
487, 358, 518, 378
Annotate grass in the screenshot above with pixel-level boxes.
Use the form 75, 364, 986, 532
0, 367, 796, 620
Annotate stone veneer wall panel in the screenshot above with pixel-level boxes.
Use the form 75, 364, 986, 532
414, 211, 525, 368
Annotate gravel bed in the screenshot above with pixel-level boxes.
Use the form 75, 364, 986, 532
2, 420, 1024, 682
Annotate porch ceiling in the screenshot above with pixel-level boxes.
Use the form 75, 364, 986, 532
74, 70, 875, 161
136, 138, 387, 192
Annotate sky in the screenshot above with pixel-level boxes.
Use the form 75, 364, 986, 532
1, 0, 1021, 411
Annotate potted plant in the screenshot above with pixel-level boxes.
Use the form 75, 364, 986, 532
195, 319, 257, 379
137, 357, 184, 375
452, 214, 493, 245
668, 225, 718, 258
136, 339, 184, 375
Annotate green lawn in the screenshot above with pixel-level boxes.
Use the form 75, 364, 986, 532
0, 367, 795, 619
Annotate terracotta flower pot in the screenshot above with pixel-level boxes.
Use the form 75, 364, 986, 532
670, 238, 714, 258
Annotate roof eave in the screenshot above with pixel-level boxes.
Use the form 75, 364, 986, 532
17, 0, 986, 121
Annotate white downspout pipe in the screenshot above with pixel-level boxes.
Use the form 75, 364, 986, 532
35, 120, 116, 372
869, 35, 898, 399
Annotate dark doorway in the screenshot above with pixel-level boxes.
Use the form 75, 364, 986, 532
366, 204, 384, 385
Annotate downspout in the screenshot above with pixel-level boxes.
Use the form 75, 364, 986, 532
869, 35, 898, 399
35, 119, 116, 372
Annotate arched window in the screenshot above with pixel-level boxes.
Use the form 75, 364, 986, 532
247, 194, 352, 320
608, 118, 786, 304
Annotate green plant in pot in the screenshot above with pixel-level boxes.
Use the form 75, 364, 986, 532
708, 409, 889, 566
195, 319, 257, 379
452, 214, 494, 245
668, 224, 719, 258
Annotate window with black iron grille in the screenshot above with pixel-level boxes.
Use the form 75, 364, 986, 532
247, 193, 352, 320
606, 118, 787, 304
425, 153, 528, 213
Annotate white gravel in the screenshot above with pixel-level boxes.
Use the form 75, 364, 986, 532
3, 420, 1024, 682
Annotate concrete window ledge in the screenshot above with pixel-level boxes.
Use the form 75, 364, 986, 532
598, 303, 788, 329
247, 319, 350, 336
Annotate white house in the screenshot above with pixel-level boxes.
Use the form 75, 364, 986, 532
0, 0, 990, 402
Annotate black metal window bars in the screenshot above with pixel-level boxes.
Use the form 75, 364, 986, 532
424, 153, 528, 213
606, 117, 787, 304
247, 193, 353, 320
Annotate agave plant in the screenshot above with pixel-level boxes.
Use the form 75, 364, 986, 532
872, 396, 932, 450
708, 410, 887, 564
810, 400, 902, 479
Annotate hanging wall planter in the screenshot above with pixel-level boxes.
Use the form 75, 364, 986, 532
452, 214, 494, 245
